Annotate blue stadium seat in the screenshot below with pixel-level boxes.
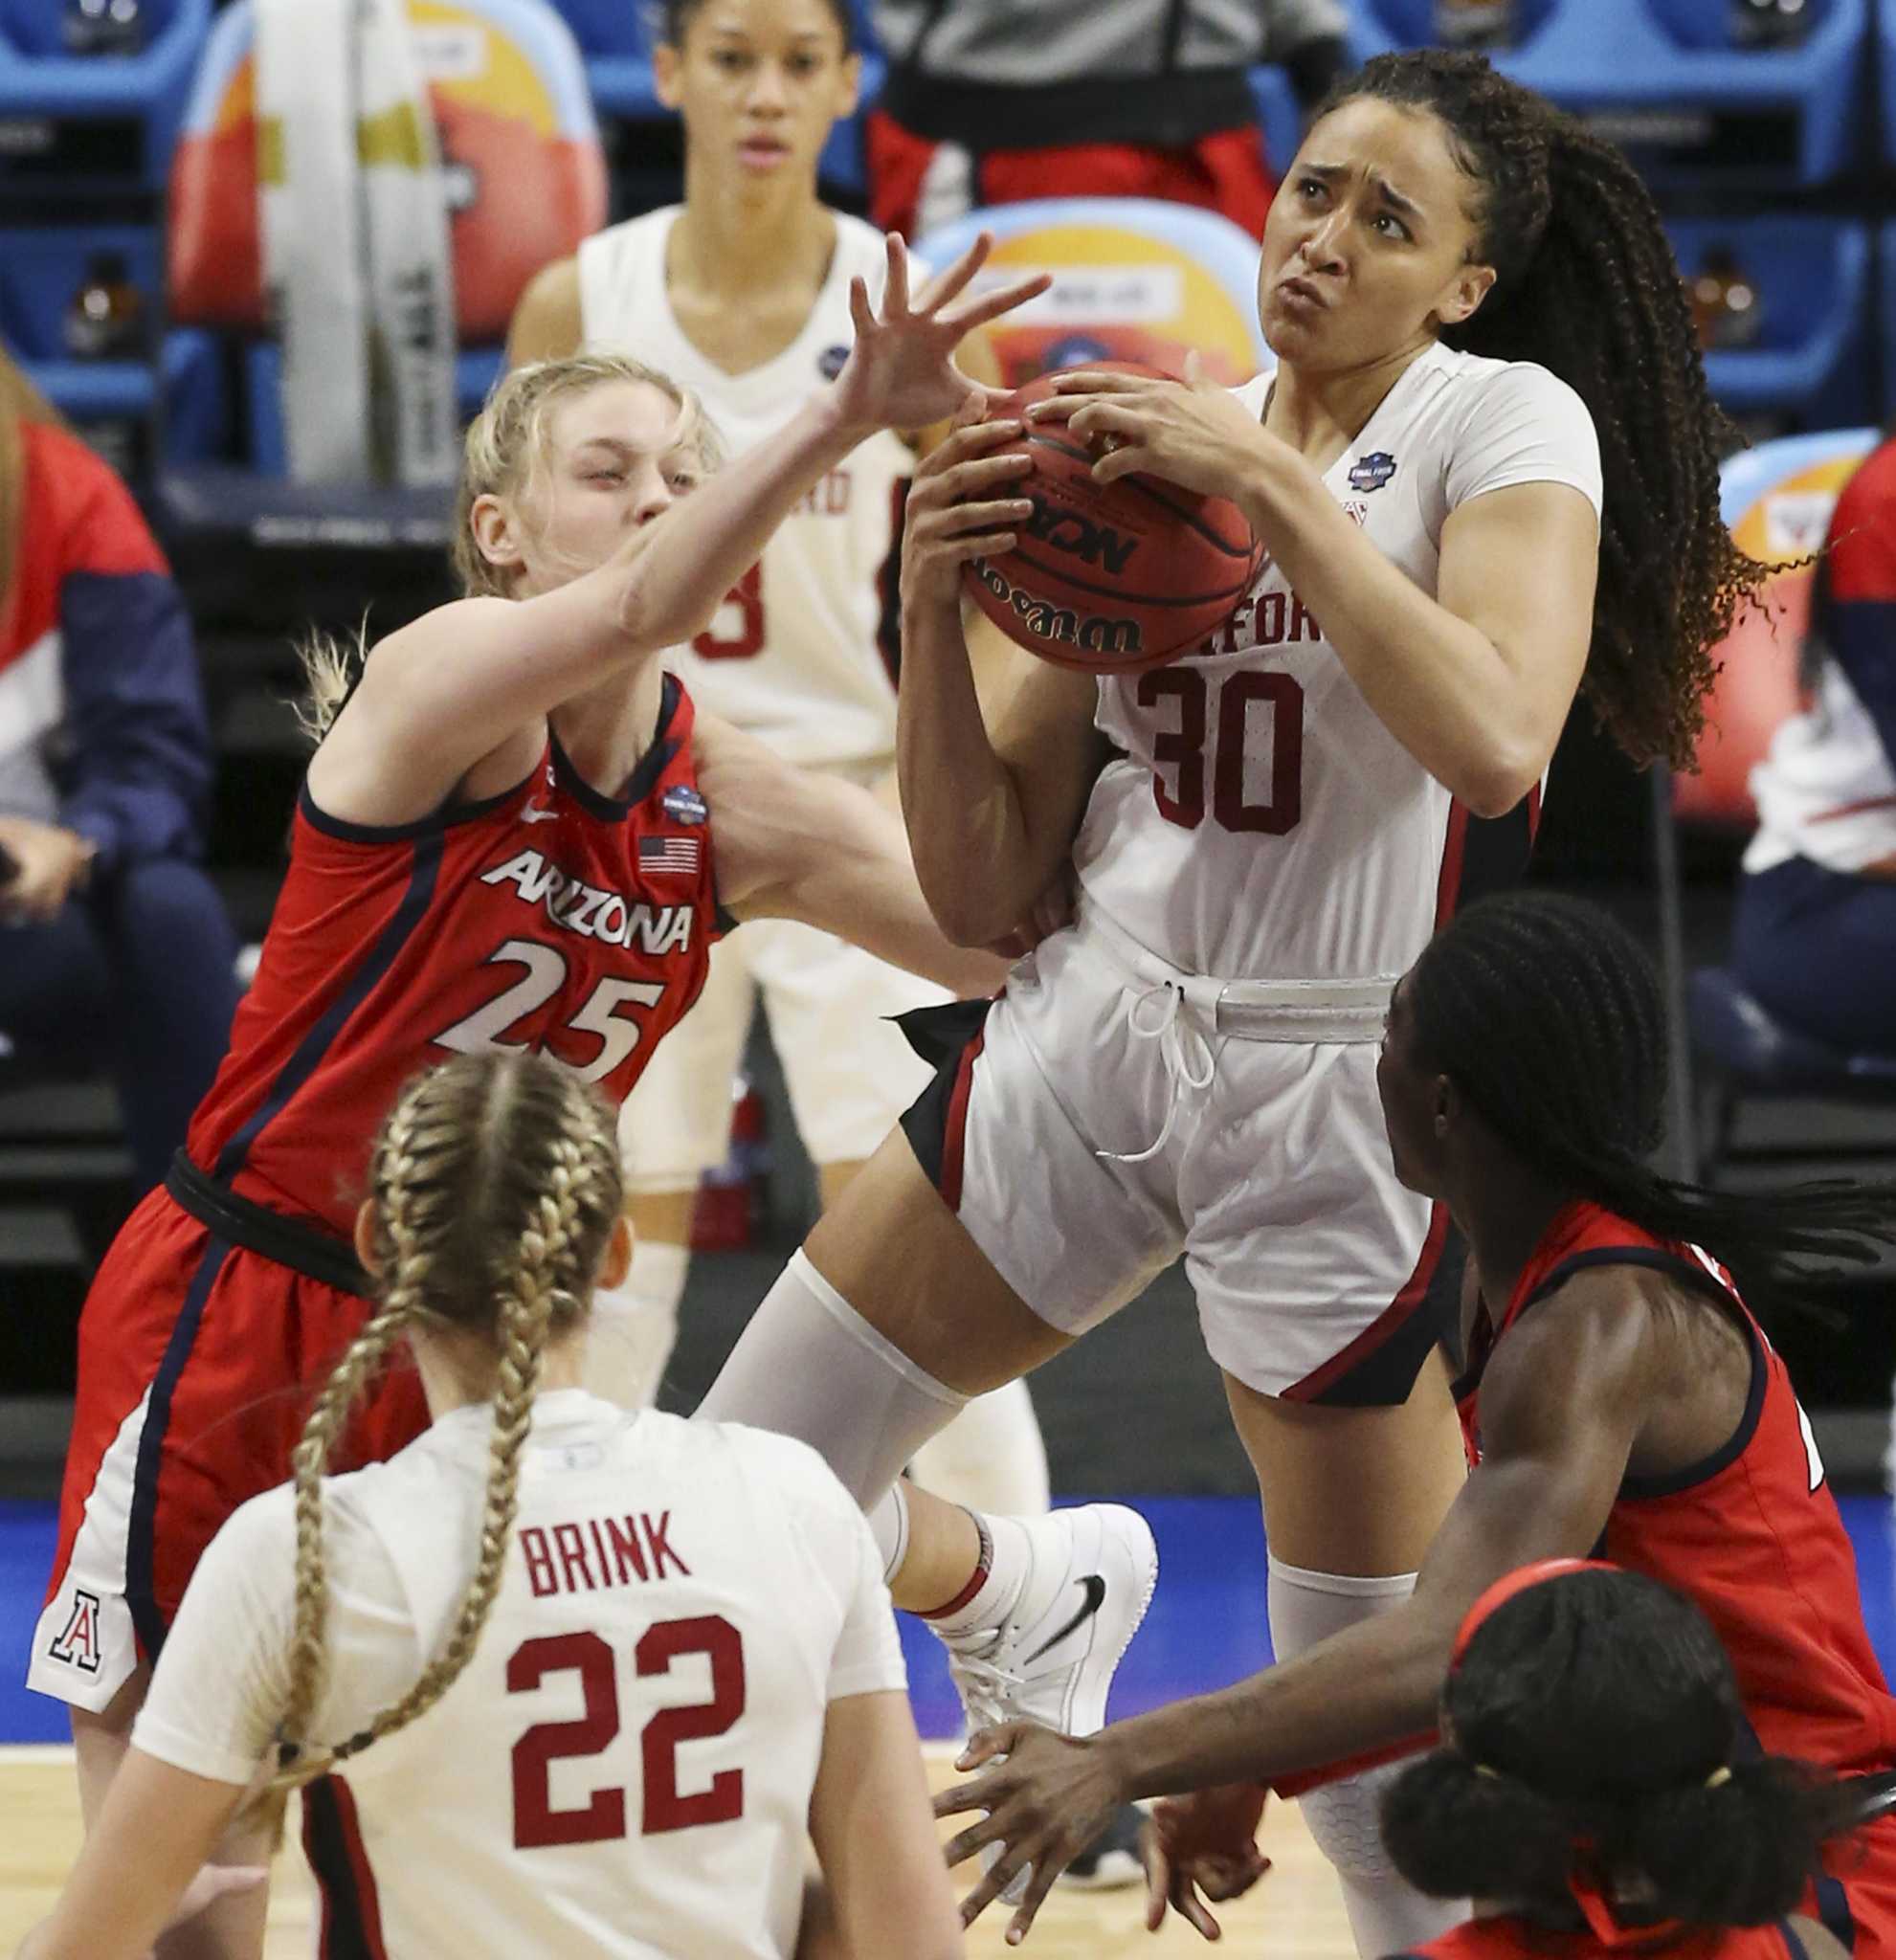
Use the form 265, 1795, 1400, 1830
1666, 218, 1871, 430
1248, 65, 1305, 173
0, 0, 210, 193
1348, 0, 1866, 188
0, 226, 225, 465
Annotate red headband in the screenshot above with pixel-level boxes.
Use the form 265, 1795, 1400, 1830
1450, 1558, 1620, 1670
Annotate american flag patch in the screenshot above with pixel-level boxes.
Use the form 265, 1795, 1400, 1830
638, 835, 701, 877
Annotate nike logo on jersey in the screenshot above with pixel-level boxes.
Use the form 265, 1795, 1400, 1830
481, 847, 696, 954
520, 804, 559, 824
1024, 1574, 1107, 1666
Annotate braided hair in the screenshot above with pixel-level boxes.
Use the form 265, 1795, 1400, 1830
1382, 1567, 1863, 1925
1407, 892, 1896, 1286
1324, 52, 1769, 770
272, 1051, 623, 1787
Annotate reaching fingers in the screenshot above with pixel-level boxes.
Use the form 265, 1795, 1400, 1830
912, 229, 992, 315
881, 231, 912, 317
913, 422, 1029, 488
955, 1836, 1036, 1929
941, 270, 1055, 337
1143, 1819, 1173, 1932
1003, 1846, 1063, 1947
847, 274, 875, 342
1047, 368, 1160, 395
1171, 1871, 1225, 1943
957, 1722, 1023, 1771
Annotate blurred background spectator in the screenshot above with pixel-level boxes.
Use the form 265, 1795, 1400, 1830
1733, 430, 1896, 1063
865, 0, 1350, 240
0, 348, 239, 1197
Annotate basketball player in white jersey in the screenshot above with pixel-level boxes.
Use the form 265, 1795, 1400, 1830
507, 0, 1049, 1534
17, 1051, 961, 1960
694, 48, 1780, 1953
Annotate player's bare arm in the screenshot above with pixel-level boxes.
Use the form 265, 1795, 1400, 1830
15, 1747, 252, 1960
1037, 369, 1598, 818
896, 412, 1108, 947
696, 710, 1011, 996
931, 1276, 1658, 1943
806, 1690, 965, 1960
312, 234, 1050, 830
506, 255, 584, 367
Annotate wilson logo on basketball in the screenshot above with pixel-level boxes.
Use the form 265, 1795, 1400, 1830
970, 557, 1144, 660
1022, 494, 1141, 575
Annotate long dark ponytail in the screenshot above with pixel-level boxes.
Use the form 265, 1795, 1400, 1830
1324, 52, 1768, 772
1383, 1567, 1865, 1927
1408, 892, 1896, 1286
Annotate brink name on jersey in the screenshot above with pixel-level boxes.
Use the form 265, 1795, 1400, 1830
482, 848, 695, 953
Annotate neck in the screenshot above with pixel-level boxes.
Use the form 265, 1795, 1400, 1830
1265, 333, 1436, 457
548, 658, 668, 796
413, 1327, 589, 1419
670, 168, 835, 304
1445, 1150, 1579, 1328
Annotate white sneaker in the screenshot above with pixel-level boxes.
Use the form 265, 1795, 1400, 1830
942, 1503, 1158, 1740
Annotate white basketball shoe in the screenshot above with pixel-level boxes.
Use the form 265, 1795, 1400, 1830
940, 1501, 1157, 1743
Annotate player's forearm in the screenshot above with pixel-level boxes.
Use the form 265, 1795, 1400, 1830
1235, 451, 1547, 818
896, 594, 1048, 947
1099, 1601, 1448, 1801
617, 397, 872, 653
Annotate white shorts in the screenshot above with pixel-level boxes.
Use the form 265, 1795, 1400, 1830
619, 916, 948, 1188
899, 907, 1454, 1404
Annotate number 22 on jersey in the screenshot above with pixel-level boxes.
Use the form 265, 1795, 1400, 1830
1141, 668, 1305, 835
508, 1615, 746, 1847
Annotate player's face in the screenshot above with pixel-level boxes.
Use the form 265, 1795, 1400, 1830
1258, 99, 1498, 374
657, 0, 860, 189
1376, 972, 1447, 1197
510, 381, 704, 594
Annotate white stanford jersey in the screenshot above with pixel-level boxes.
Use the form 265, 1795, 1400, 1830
578, 208, 911, 769
133, 1392, 905, 1960
1075, 343, 1603, 981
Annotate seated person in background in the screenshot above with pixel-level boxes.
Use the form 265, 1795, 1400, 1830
0, 348, 240, 1194
1735, 429, 1896, 1058
866, 0, 1350, 242
1382, 1560, 1864, 1960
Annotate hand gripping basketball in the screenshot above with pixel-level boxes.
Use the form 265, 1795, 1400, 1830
960, 363, 1265, 675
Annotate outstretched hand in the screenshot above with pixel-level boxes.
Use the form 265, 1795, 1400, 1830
1141, 1783, 1273, 1943
933, 1721, 1128, 1945
832, 234, 1050, 437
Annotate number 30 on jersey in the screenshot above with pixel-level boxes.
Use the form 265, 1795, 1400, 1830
1140, 668, 1305, 835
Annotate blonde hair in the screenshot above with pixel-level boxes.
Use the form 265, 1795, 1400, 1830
0, 346, 71, 621
271, 1051, 623, 1786
296, 352, 720, 743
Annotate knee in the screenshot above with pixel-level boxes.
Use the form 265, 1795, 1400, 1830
1298, 1767, 1404, 1884
106, 858, 237, 949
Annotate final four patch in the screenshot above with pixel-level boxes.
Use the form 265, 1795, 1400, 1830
663, 784, 708, 826
818, 344, 850, 381
1348, 451, 1398, 492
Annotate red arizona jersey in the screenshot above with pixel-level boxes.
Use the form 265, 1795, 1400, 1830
186, 674, 718, 1234
1404, 1911, 1815, 1960
1458, 1200, 1896, 1781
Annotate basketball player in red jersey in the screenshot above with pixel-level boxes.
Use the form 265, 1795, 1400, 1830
1384, 1561, 1867, 1960
935, 892, 1896, 1955
29, 234, 1043, 1959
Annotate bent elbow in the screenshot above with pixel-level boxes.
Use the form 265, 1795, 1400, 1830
928, 887, 1006, 952
1452, 744, 1545, 821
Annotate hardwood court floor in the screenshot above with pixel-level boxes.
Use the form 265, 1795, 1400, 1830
0, 1744, 1354, 1958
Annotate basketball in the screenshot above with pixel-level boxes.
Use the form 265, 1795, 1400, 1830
961, 364, 1263, 675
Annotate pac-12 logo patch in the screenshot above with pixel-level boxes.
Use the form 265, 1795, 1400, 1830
817, 344, 850, 381
49, 1589, 102, 1674
662, 784, 708, 826
1348, 451, 1397, 493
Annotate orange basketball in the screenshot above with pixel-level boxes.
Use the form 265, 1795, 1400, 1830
962, 364, 1262, 675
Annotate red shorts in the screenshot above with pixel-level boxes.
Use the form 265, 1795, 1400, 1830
29, 1183, 428, 1712
1820, 1814, 1896, 1960
866, 112, 1277, 242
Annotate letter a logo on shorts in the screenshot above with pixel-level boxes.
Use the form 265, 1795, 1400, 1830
49, 1590, 102, 1674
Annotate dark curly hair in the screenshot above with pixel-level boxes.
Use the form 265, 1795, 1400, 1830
1407, 892, 1896, 1288
1382, 1567, 1866, 1927
663, 0, 854, 51
1324, 52, 1770, 770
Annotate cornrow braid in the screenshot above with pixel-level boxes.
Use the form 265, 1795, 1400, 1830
271, 1052, 621, 1788
1326, 53, 1772, 769
1408, 893, 1896, 1291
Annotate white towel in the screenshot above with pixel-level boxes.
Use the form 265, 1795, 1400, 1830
254, 0, 458, 486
